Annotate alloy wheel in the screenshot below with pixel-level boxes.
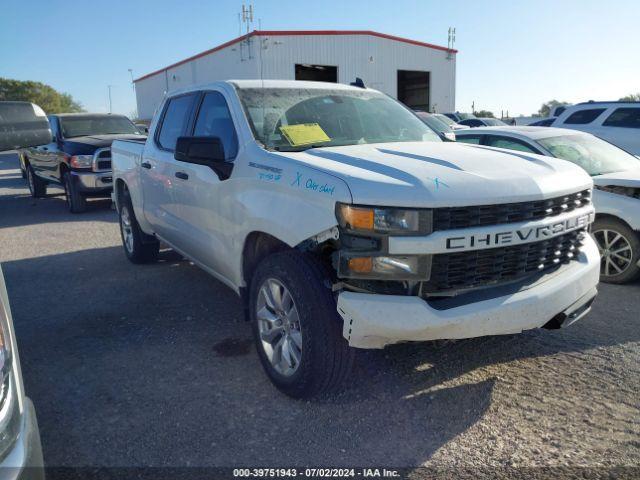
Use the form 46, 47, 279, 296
256, 278, 302, 377
120, 206, 135, 253
593, 228, 634, 277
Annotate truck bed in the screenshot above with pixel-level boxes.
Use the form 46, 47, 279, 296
111, 138, 146, 208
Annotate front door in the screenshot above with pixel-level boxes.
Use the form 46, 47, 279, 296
140, 93, 198, 246
171, 90, 239, 282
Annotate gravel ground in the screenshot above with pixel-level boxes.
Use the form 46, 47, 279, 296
0, 152, 638, 473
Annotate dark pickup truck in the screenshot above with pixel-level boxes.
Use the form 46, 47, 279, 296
20, 113, 145, 212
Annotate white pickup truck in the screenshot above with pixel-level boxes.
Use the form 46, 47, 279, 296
112, 80, 600, 398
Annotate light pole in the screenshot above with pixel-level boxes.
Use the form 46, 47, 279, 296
107, 85, 113, 113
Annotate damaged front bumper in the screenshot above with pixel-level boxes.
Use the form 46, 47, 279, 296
337, 235, 600, 349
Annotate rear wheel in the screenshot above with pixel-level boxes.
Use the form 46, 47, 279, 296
118, 188, 159, 264
592, 217, 640, 284
26, 165, 47, 198
63, 172, 87, 213
250, 251, 354, 398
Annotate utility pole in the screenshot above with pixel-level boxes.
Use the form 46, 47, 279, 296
108, 85, 113, 113
128, 69, 138, 120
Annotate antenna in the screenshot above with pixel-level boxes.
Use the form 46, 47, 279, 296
447, 27, 456, 59
239, 3, 255, 60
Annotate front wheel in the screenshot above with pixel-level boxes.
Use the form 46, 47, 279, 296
63, 172, 87, 213
250, 251, 354, 398
592, 217, 640, 284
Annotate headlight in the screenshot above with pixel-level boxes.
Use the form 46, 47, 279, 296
0, 290, 21, 461
336, 203, 431, 235
70, 154, 94, 169
444, 131, 456, 141
338, 254, 430, 280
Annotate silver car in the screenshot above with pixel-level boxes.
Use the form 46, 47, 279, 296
0, 266, 44, 479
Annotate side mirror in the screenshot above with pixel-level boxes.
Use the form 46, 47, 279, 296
174, 136, 232, 180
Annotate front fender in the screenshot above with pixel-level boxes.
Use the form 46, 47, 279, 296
594, 190, 640, 231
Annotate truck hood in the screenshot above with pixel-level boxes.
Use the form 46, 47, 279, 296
62, 134, 145, 154
593, 169, 640, 189
282, 142, 593, 207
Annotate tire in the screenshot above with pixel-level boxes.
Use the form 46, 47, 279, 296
63, 172, 87, 213
591, 217, 640, 284
26, 165, 47, 198
118, 188, 159, 264
250, 251, 354, 398
19, 154, 26, 179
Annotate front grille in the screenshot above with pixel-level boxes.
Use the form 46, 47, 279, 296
94, 148, 111, 171
432, 190, 591, 232
97, 160, 112, 170
423, 229, 587, 294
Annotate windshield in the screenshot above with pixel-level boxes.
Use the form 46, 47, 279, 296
483, 118, 507, 126
434, 114, 456, 126
458, 113, 476, 120
60, 115, 140, 138
537, 134, 640, 176
416, 113, 453, 134
235, 87, 440, 151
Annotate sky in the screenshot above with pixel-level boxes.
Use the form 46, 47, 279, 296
1, 0, 638, 117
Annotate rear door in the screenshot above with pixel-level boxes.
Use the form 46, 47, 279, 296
170, 89, 240, 281
140, 92, 198, 245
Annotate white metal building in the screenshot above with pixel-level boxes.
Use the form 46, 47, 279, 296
134, 30, 458, 120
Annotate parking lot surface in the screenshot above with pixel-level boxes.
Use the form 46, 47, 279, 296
0, 152, 639, 470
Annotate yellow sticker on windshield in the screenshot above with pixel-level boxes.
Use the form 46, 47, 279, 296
279, 123, 331, 147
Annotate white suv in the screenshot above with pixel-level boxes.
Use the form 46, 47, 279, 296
551, 102, 640, 155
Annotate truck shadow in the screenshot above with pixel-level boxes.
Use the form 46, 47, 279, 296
2, 246, 638, 467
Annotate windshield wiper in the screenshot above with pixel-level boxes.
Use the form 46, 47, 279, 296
272, 144, 329, 152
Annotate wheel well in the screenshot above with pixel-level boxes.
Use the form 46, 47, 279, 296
115, 179, 127, 209
594, 213, 633, 231
242, 232, 290, 290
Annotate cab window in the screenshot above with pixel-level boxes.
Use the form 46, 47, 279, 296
456, 135, 482, 144
157, 94, 197, 151
193, 92, 239, 159
486, 137, 538, 154
563, 108, 606, 125
603, 108, 640, 129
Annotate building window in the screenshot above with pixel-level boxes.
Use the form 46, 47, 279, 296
294, 64, 338, 83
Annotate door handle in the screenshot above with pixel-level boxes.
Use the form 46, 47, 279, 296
141, 161, 152, 169
175, 171, 189, 180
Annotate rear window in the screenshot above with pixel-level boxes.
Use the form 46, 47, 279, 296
563, 108, 606, 125
602, 107, 640, 129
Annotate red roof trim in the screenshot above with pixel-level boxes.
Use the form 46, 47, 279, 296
134, 30, 457, 83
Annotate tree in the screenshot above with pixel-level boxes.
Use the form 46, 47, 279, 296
619, 93, 640, 102
537, 99, 569, 117
0, 78, 83, 114
474, 110, 494, 118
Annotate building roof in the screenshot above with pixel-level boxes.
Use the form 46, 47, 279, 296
134, 30, 458, 83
